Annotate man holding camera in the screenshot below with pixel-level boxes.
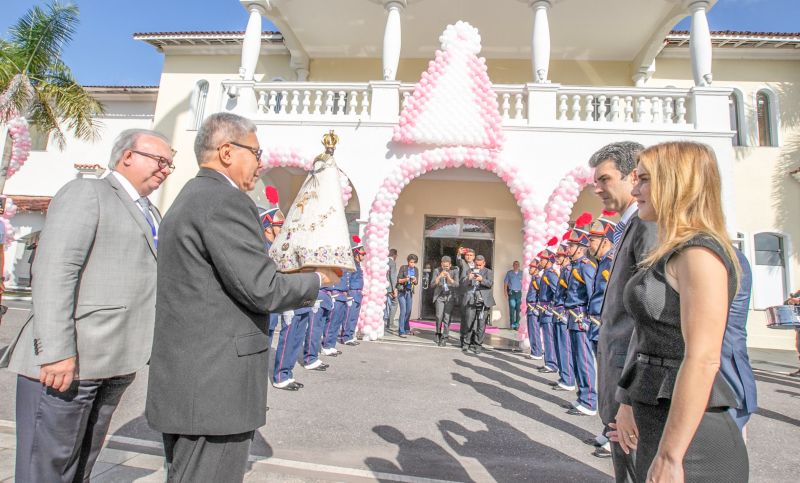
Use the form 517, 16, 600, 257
431, 256, 460, 346
460, 254, 495, 354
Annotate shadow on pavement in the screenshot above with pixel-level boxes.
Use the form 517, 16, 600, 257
439, 408, 608, 482
450, 372, 595, 443
364, 425, 474, 483
754, 407, 800, 428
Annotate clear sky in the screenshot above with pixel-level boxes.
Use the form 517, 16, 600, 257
1, 0, 798, 86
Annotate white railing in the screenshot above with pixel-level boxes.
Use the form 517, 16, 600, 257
399, 83, 528, 125
555, 86, 693, 125
221, 81, 724, 131
254, 82, 371, 117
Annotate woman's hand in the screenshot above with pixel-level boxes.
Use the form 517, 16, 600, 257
646, 453, 684, 483
608, 404, 638, 454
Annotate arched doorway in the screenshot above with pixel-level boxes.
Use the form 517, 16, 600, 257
389, 167, 522, 329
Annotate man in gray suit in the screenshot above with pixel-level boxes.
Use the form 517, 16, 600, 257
589, 142, 656, 481
384, 248, 398, 329
145, 113, 339, 482
1, 129, 174, 482
431, 255, 460, 346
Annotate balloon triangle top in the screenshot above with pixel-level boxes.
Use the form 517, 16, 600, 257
393, 21, 504, 150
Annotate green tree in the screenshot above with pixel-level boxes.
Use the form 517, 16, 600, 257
0, 0, 104, 150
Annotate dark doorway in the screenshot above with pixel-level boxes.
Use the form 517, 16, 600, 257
419, 216, 495, 320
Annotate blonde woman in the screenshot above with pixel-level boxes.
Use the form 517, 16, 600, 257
614, 142, 748, 482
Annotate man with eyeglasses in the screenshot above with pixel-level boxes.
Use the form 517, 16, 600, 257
146, 112, 340, 482
1, 128, 174, 482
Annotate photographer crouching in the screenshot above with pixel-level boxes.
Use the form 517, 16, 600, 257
459, 254, 495, 354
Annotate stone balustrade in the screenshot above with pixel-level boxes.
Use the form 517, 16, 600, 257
221, 80, 728, 132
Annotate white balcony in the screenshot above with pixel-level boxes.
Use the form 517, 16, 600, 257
220, 80, 729, 133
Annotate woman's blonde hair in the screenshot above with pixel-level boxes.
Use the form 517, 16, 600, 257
638, 142, 740, 283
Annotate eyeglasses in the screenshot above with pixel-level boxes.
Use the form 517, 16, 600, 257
130, 150, 176, 172
228, 141, 263, 162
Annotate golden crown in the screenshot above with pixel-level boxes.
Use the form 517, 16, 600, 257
322, 130, 339, 154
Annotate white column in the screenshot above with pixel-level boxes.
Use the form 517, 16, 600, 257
239, 3, 266, 80
530, 0, 552, 83
689, 0, 712, 86
382, 1, 406, 81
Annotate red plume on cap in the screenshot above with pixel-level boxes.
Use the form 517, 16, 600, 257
265, 186, 279, 205
601, 209, 618, 217
562, 231, 571, 241
352, 235, 361, 244
575, 211, 593, 228
547, 237, 558, 247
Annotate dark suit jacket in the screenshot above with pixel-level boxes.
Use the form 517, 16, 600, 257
597, 213, 657, 425
145, 168, 319, 436
720, 249, 757, 417
460, 267, 495, 307
431, 267, 460, 301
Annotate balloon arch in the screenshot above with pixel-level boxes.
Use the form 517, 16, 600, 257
261, 145, 594, 342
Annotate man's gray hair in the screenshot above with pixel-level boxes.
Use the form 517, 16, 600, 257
441, 256, 452, 263
588, 141, 644, 177
194, 112, 256, 165
108, 129, 170, 170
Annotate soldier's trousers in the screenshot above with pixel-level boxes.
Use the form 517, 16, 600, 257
539, 313, 559, 371
526, 310, 543, 357
553, 307, 575, 387
273, 311, 310, 384
303, 304, 325, 367
323, 300, 348, 350
570, 328, 597, 410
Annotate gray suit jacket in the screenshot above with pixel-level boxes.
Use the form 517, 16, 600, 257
386, 257, 398, 293
1, 175, 159, 380
431, 267, 460, 301
145, 168, 319, 436
596, 213, 657, 424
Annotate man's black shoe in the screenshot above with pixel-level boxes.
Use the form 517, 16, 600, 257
592, 447, 612, 458
583, 437, 601, 447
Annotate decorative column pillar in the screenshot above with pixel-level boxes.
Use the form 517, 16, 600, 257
382, 1, 406, 80
239, 2, 266, 80
688, 0, 712, 86
530, 0, 552, 83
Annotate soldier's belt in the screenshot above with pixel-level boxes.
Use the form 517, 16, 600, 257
552, 309, 567, 323
535, 304, 545, 312
589, 316, 601, 326
568, 309, 584, 321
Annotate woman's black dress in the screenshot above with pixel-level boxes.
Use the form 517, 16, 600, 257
618, 234, 749, 482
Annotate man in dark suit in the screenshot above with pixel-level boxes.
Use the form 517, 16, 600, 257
589, 142, 657, 479
1, 129, 174, 482
431, 255, 460, 346
460, 254, 495, 354
145, 113, 339, 482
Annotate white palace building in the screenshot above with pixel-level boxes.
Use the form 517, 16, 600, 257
2, 0, 798, 348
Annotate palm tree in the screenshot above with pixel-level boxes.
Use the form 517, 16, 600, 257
0, 0, 104, 152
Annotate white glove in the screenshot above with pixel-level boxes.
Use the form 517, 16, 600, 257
346, 297, 354, 307
312, 299, 322, 313
281, 310, 295, 325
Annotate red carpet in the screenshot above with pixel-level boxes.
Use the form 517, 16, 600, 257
408, 319, 501, 334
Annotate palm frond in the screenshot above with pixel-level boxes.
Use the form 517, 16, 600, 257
35, 61, 104, 145
8, 1, 79, 77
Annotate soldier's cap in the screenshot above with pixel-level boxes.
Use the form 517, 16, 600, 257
566, 212, 592, 247
259, 206, 285, 228
588, 214, 617, 242
351, 235, 366, 255
529, 259, 539, 268
537, 249, 556, 262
